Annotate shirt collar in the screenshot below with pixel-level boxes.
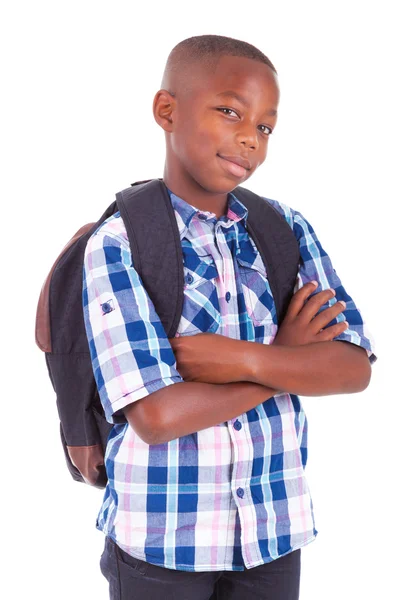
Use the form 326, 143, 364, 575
167, 188, 249, 238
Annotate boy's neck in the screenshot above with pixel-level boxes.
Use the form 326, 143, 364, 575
163, 166, 228, 219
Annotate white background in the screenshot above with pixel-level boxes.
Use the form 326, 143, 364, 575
2, 1, 399, 598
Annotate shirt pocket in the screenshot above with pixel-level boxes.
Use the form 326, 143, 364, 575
177, 254, 221, 337
236, 255, 276, 328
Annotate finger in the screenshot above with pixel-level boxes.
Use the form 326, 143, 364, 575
315, 320, 349, 342
298, 288, 337, 323
285, 281, 319, 319
311, 300, 346, 332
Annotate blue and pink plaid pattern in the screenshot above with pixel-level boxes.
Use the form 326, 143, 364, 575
83, 190, 375, 572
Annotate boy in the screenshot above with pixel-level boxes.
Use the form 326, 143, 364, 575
83, 35, 375, 600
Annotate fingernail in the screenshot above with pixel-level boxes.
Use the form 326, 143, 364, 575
311, 280, 318, 286
330, 288, 336, 295
339, 300, 346, 307
344, 321, 349, 327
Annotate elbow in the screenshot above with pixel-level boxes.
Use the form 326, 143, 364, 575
141, 423, 174, 446
355, 362, 372, 393
123, 398, 160, 445
346, 355, 372, 394
122, 394, 172, 446
135, 423, 164, 446
334, 342, 372, 394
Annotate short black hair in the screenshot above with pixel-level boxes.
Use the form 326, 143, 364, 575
161, 34, 277, 89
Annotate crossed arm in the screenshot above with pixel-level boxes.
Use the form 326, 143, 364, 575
123, 282, 371, 444
169, 282, 371, 395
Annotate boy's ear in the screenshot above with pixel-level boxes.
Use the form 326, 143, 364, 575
153, 90, 176, 133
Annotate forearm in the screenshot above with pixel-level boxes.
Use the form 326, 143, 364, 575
244, 340, 371, 396
124, 380, 277, 445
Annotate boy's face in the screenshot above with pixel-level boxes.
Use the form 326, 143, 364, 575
155, 55, 279, 198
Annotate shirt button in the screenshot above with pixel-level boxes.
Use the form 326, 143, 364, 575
101, 302, 113, 314
225, 291, 231, 302
236, 487, 244, 499
233, 419, 242, 431
186, 273, 194, 284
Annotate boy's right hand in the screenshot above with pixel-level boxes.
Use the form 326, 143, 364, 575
273, 281, 349, 347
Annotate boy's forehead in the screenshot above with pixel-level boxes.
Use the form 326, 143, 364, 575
182, 55, 279, 110
190, 55, 278, 100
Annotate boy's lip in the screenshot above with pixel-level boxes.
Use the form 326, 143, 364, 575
217, 154, 252, 171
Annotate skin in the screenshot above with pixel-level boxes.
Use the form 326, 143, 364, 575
123, 55, 371, 444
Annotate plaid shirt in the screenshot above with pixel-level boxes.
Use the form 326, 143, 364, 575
83, 189, 375, 572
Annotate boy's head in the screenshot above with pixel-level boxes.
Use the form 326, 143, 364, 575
153, 35, 279, 208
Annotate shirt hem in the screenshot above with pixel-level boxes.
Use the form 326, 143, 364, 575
97, 527, 318, 572
243, 534, 318, 570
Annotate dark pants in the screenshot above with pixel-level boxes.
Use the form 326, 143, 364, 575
100, 537, 301, 600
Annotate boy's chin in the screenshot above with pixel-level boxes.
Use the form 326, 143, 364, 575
197, 173, 252, 194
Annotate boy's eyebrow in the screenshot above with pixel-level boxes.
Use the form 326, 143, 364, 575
216, 91, 277, 116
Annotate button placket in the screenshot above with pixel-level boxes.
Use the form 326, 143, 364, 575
230, 416, 250, 508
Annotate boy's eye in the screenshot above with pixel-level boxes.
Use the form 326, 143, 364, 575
217, 107, 240, 118
259, 124, 273, 136
217, 108, 273, 136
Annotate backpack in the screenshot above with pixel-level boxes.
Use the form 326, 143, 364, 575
35, 178, 300, 488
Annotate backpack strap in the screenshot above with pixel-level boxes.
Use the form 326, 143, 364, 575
116, 179, 184, 338
233, 186, 300, 325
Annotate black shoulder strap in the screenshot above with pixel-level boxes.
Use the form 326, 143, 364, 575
227, 186, 300, 325
116, 179, 184, 338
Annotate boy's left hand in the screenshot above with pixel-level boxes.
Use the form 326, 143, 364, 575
169, 333, 246, 384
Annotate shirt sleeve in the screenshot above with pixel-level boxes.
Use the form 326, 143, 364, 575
267, 199, 377, 364
82, 215, 184, 424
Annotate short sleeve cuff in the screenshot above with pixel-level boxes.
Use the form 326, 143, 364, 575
334, 333, 377, 365
106, 375, 183, 424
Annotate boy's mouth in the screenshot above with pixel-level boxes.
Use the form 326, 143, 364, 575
217, 154, 251, 178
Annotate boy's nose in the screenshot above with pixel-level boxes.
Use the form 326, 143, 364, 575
240, 139, 257, 150
236, 128, 258, 151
